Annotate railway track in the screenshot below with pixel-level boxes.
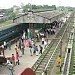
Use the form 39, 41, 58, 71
62, 13, 75, 75
32, 19, 68, 75
32, 12, 74, 75
61, 27, 74, 75
69, 30, 75, 75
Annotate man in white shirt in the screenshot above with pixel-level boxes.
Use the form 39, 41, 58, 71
4, 41, 7, 49
42, 37, 44, 45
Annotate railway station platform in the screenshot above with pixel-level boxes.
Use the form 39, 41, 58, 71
0, 27, 61, 75
5, 35, 57, 75
1, 31, 60, 75
5, 41, 43, 75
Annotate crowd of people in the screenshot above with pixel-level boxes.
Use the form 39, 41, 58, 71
0, 20, 63, 69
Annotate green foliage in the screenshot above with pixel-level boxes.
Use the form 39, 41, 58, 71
0, 20, 13, 27
2, 4, 57, 20
21, 3, 57, 11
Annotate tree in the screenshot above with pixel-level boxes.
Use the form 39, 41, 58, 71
52, 5, 56, 10
32, 5, 37, 9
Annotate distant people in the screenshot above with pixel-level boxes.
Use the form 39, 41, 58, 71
15, 45, 19, 54
39, 45, 43, 54
8, 41, 11, 50
6, 58, 14, 71
37, 33, 40, 41
6, 58, 11, 65
42, 37, 45, 45
18, 39, 21, 50
16, 52, 19, 65
21, 42, 25, 55
23, 31, 26, 40
57, 55, 62, 72
32, 44, 36, 54
46, 31, 48, 38
1, 45, 4, 56
11, 54, 15, 67
36, 46, 39, 56
35, 34, 39, 42
44, 40, 48, 48
4, 41, 7, 49
21, 36, 24, 43
57, 55, 61, 67
31, 39, 35, 46
29, 45, 33, 56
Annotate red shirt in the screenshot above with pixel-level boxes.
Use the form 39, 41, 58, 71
12, 55, 15, 61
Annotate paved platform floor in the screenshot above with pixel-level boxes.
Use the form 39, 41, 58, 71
4, 42, 43, 75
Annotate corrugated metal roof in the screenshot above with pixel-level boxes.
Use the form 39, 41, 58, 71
33, 10, 63, 19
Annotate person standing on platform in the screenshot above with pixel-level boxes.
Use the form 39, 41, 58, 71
21, 42, 25, 55
15, 45, 20, 56
42, 37, 45, 45
31, 39, 35, 46
57, 55, 62, 72
8, 41, 11, 50
44, 40, 48, 48
46, 31, 48, 38
4, 41, 7, 49
11, 54, 15, 67
1, 45, 5, 56
23, 31, 26, 40
39, 45, 43, 54
29, 45, 32, 56
16, 52, 19, 65
36, 46, 39, 56
18, 39, 21, 50
21, 36, 24, 43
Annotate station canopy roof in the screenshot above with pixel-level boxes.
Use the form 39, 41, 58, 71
32, 10, 63, 19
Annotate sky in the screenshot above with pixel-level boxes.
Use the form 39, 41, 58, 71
0, 0, 75, 9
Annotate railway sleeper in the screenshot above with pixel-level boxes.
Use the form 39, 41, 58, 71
49, 60, 55, 64
47, 65, 54, 70
73, 55, 75, 57
52, 55, 58, 59
73, 57, 75, 60
73, 65, 75, 68
46, 54, 52, 57
73, 68, 75, 71
48, 51, 54, 54
35, 70, 42, 73
36, 68, 42, 71
41, 59, 49, 63
73, 60, 75, 62
44, 56, 50, 58
47, 65, 53, 69
35, 72, 42, 75
73, 71, 75, 74
43, 58, 50, 61
38, 65, 45, 68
